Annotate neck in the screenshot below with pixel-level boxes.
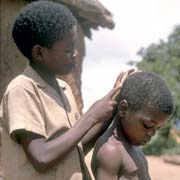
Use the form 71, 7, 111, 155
112, 116, 130, 144
30, 63, 57, 88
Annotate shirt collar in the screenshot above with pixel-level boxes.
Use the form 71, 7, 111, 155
23, 64, 67, 90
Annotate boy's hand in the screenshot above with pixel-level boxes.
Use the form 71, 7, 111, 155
84, 68, 137, 125
112, 68, 136, 100
84, 85, 121, 124
113, 68, 136, 88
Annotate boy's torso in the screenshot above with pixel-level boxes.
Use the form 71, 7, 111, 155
0, 65, 89, 180
93, 132, 151, 180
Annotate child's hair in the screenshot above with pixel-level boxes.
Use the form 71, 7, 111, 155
12, 0, 77, 60
117, 71, 174, 114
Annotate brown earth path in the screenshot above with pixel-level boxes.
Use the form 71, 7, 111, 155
147, 155, 180, 180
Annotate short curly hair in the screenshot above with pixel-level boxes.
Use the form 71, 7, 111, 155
117, 71, 174, 114
12, 0, 77, 60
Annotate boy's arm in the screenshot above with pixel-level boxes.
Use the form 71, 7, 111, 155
93, 142, 123, 180
16, 85, 120, 173
81, 117, 112, 155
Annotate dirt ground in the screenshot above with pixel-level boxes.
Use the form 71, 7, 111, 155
85, 151, 180, 180
147, 156, 180, 180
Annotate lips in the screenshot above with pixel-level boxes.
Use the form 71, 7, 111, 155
141, 136, 152, 145
69, 57, 77, 67
69, 61, 77, 70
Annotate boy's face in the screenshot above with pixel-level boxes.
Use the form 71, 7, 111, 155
40, 25, 78, 75
120, 106, 170, 146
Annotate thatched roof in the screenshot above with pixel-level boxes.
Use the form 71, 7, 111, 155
54, 0, 115, 38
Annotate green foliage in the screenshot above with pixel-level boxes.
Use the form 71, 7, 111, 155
136, 25, 180, 118
142, 134, 180, 155
137, 25, 180, 155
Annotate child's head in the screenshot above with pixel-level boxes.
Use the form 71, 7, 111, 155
12, 0, 78, 75
116, 71, 174, 146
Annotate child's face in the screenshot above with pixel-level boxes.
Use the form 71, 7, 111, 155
41, 25, 78, 75
121, 107, 170, 146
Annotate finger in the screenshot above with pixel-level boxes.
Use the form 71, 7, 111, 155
118, 70, 129, 87
127, 67, 142, 75
105, 84, 122, 100
110, 100, 118, 106
113, 71, 125, 88
127, 68, 136, 75
112, 71, 130, 100
107, 68, 138, 100
115, 68, 135, 88
118, 68, 137, 87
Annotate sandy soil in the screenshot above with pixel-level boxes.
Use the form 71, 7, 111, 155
85, 151, 180, 180
147, 156, 180, 180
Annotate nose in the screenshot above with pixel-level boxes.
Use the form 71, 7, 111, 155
73, 49, 79, 58
147, 127, 156, 137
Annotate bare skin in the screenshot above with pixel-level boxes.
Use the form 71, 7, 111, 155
14, 26, 135, 172
91, 123, 150, 180
92, 101, 170, 180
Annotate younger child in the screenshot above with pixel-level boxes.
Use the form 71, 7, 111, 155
91, 71, 174, 180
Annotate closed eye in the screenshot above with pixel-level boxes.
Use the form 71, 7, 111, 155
143, 124, 163, 131
65, 48, 74, 53
143, 124, 154, 129
65, 44, 76, 54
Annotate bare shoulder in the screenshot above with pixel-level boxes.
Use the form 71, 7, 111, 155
95, 139, 124, 172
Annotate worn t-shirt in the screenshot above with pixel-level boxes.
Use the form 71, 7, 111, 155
0, 65, 91, 180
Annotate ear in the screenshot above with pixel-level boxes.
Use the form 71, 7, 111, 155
31, 45, 45, 63
117, 100, 128, 118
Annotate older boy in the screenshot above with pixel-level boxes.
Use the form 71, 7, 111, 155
0, 1, 133, 180
91, 71, 174, 180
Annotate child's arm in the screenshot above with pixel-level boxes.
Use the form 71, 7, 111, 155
16, 85, 121, 173
92, 142, 123, 180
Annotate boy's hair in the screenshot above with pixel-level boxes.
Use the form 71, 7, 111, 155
117, 71, 174, 114
12, 0, 77, 60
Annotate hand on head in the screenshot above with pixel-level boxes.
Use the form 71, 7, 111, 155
112, 68, 138, 100
85, 84, 124, 124
85, 68, 138, 125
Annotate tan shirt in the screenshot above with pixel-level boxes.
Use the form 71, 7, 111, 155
0, 65, 91, 180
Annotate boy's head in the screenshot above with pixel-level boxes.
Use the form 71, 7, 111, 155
12, 1, 78, 75
117, 71, 174, 146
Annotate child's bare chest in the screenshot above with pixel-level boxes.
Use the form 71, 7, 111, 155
118, 145, 151, 180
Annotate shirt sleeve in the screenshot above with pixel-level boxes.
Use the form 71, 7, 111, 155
2, 85, 46, 141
